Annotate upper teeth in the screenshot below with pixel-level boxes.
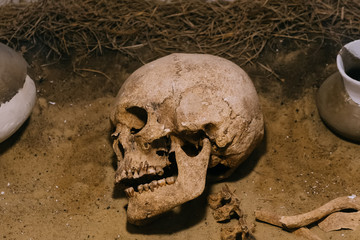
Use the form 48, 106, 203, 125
116, 164, 166, 182
124, 176, 177, 198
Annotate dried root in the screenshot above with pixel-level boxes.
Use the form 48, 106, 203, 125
208, 184, 255, 240
255, 195, 360, 239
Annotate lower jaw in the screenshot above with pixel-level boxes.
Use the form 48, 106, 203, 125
126, 174, 206, 225
126, 181, 186, 225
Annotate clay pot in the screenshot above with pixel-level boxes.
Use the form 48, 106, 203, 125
317, 40, 360, 142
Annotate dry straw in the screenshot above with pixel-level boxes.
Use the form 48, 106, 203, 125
0, 0, 359, 65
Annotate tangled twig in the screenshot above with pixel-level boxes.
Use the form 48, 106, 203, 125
0, 0, 359, 64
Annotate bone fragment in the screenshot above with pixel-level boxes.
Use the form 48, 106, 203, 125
254, 210, 282, 227
220, 224, 254, 240
293, 227, 323, 240
255, 196, 360, 239
208, 185, 254, 240
256, 196, 360, 229
280, 196, 360, 229
208, 186, 232, 210
318, 211, 360, 232
209, 185, 242, 220
255, 211, 323, 240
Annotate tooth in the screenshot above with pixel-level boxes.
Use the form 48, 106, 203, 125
125, 160, 129, 171
115, 174, 121, 183
140, 162, 149, 177
158, 178, 166, 187
125, 159, 132, 172
139, 167, 147, 177
133, 170, 139, 179
150, 180, 158, 191
115, 170, 126, 182
125, 187, 134, 198
137, 185, 144, 193
166, 176, 175, 185
120, 170, 127, 179
143, 183, 150, 191
127, 170, 133, 178
144, 161, 149, 170
156, 166, 164, 176
139, 168, 146, 177
148, 166, 156, 175
124, 189, 129, 197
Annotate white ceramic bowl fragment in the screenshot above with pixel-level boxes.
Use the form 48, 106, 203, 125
0, 43, 36, 143
337, 39, 360, 105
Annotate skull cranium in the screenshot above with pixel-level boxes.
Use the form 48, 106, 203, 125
111, 53, 264, 225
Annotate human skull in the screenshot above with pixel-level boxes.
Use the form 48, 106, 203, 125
111, 53, 263, 225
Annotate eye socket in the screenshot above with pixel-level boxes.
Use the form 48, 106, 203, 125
125, 106, 148, 134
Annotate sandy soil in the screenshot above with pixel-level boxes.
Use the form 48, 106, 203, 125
1, 42, 360, 240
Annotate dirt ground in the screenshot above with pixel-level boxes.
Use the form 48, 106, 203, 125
1, 41, 360, 240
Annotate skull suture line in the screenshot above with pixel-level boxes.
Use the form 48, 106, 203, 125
111, 53, 264, 225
